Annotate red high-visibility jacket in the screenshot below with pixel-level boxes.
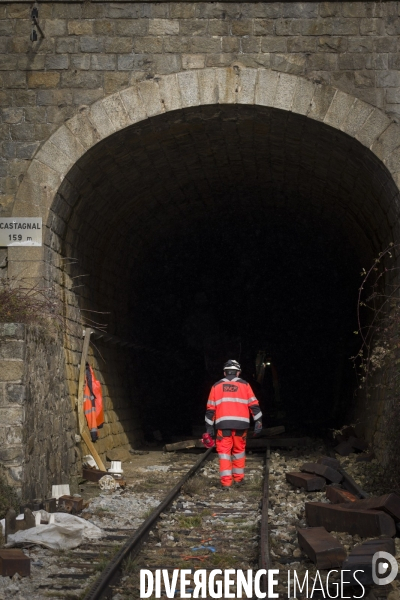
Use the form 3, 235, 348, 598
205, 377, 262, 430
83, 364, 104, 441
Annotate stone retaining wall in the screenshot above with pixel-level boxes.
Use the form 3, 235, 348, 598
0, 322, 143, 500
0, 323, 25, 496
0, 323, 78, 499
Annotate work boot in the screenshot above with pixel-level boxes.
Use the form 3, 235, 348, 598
220, 484, 232, 491
234, 479, 245, 487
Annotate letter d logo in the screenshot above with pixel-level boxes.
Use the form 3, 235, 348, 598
372, 551, 398, 585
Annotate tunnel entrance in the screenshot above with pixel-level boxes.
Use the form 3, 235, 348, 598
50, 99, 398, 446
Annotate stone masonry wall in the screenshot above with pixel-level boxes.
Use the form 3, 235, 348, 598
1, 1, 400, 218
23, 325, 79, 501
0, 323, 78, 500
0, 323, 25, 497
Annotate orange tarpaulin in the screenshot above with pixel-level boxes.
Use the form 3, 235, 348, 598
83, 364, 104, 441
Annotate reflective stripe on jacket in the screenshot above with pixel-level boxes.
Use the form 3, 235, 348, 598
206, 377, 262, 430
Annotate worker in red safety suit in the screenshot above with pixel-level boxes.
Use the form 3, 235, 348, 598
205, 360, 262, 488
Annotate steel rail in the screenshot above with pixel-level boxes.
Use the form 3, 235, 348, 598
259, 443, 271, 598
83, 446, 213, 600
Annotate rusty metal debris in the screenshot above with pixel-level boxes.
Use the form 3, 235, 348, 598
338, 467, 369, 499
342, 537, 395, 585
347, 436, 368, 452
286, 472, 326, 491
58, 495, 84, 514
43, 498, 57, 513
0, 549, 31, 577
305, 502, 396, 537
326, 485, 357, 504
297, 527, 346, 569
317, 456, 340, 470
334, 441, 353, 456
5, 508, 35, 542
301, 462, 343, 484
342, 493, 400, 522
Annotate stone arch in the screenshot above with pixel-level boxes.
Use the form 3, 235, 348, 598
12, 66, 400, 246
9, 66, 400, 462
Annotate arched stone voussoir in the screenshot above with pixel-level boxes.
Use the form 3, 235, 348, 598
14, 67, 400, 226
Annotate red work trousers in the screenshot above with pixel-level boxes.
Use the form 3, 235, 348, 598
216, 429, 247, 487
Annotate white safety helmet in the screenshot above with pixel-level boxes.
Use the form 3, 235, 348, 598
223, 359, 241, 372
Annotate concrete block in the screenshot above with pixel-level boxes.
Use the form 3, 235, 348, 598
158, 74, 182, 112
255, 69, 279, 107
324, 90, 355, 128
101, 93, 131, 131
341, 98, 374, 137
177, 70, 200, 107
273, 72, 298, 111
138, 79, 163, 116
88, 101, 116, 139
119, 86, 148, 124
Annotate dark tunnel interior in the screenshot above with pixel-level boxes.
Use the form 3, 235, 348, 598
130, 206, 362, 438
54, 103, 400, 441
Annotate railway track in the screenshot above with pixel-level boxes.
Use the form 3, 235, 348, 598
9, 440, 393, 600
83, 446, 270, 599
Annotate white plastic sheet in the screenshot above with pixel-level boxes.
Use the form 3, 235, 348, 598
4, 510, 103, 550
